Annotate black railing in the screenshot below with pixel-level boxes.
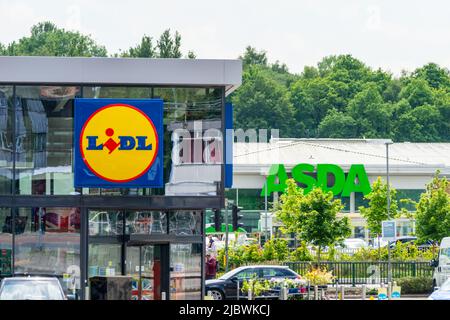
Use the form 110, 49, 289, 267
284, 261, 433, 286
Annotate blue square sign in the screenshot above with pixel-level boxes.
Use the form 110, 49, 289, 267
74, 98, 164, 188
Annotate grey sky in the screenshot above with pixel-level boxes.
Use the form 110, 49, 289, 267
1, 0, 449, 75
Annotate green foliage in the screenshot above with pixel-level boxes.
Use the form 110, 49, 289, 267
359, 177, 399, 236
275, 179, 351, 262
0, 21, 107, 57
242, 244, 263, 263
231, 65, 296, 136
395, 276, 433, 294
415, 171, 450, 242
289, 241, 313, 261
121, 29, 188, 58
262, 238, 289, 261
241, 275, 272, 298
231, 49, 450, 142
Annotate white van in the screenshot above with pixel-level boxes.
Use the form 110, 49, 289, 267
432, 237, 450, 288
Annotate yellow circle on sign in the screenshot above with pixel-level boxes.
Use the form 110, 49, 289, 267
80, 104, 158, 182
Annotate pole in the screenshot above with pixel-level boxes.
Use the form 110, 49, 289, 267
225, 199, 229, 272
386, 143, 392, 288
264, 179, 268, 242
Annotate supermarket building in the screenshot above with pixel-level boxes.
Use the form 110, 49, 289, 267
0, 56, 242, 300
220, 138, 450, 239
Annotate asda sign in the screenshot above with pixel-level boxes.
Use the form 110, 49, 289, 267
261, 164, 371, 197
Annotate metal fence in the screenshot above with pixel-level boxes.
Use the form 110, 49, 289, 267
284, 261, 433, 286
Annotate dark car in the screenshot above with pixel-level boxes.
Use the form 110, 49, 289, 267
0, 277, 67, 300
205, 265, 301, 300
388, 236, 435, 250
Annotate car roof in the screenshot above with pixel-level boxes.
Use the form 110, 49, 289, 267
237, 265, 290, 269
1, 277, 60, 281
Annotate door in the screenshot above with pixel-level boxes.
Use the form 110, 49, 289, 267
126, 244, 169, 300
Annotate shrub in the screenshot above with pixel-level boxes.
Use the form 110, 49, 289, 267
395, 276, 433, 294
289, 241, 313, 261
263, 238, 289, 261
242, 244, 263, 263
304, 268, 335, 285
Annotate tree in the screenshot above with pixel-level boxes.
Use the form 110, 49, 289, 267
157, 29, 182, 58
318, 108, 358, 138
275, 179, 351, 262
239, 46, 268, 68
413, 63, 450, 90
359, 177, 399, 254
121, 35, 156, 58
399, 78, 434, 108
122, 29, 187, 58
415, 172, 450, 243
347, 83, 393, 138
231, 65, 296, 137
1, 21, 107, 57
394, 104, 442, 142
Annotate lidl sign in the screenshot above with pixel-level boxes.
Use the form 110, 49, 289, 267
261, 164, 371, 197
74, 99, 163, 187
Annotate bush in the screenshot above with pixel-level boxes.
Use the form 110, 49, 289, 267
395, 276, 433, 294
263, 239, 289, 261
289, 241, 313, 261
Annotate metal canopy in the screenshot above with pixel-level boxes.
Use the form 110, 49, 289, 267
0, 56, 242, 95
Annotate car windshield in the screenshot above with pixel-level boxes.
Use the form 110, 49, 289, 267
218, 268, 245, 280
0, 280, 64, 300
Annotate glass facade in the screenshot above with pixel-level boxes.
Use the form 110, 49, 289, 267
0, 83, 225, 300
170, 243, 202, 300
0, 87, 13, 194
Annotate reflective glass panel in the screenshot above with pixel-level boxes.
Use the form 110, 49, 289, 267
0, 208, 12, 276
170, 243, 202, 300
14, 207, 80, 277
169, 211, 202, 236
0, 86, 13, 194
15, 86, 80, 195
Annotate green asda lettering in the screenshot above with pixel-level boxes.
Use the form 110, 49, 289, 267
261, 164, 371, 197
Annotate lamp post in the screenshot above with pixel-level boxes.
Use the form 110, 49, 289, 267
368, 139, 394, 286
385, 141, 393, 285
264, 178, 268, 242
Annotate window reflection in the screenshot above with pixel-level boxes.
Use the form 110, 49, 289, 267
126, 211, 167, 235
0, 87, 13, 194
0, 208, 12, 276
14, 207, 80, 277
169, 211, 202, 236
170, 244, 202, 300
15, 86, 79, 195
88, 210, 124, 236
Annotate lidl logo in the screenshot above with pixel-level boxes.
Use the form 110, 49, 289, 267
74, 99, 163, 187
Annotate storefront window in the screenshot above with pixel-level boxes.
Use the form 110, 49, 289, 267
355, 192, 369, 211
15, 86, 80, 195
88, 243, 122, 277
88, 210, 124, 236
0, 86, 13, 194
0, 208, 12, 277
397, 189, 424, 211
126, 211, 167, 235
169, 211, 202, 236
170, 243, 202, 300
14, 207, 80, 277
237, 189, 271, 210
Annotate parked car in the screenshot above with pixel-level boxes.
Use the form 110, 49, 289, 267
428, 277, 450, 300
205, 265, 301, 300
431, 237, 450, 288
0, 277, 67, 300
341, 238, 368, 249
